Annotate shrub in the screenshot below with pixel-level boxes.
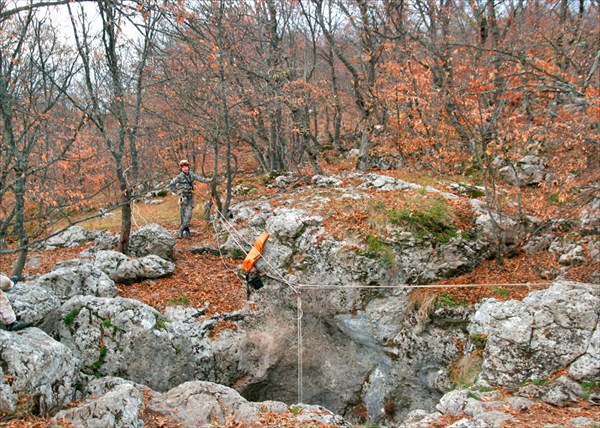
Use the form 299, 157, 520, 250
449, 351, 483, 388
408, 289, 438, 321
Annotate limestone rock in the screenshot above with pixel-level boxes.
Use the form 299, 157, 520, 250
128, 223, 176, 261
36, 264, 118, 302
0, 328, 80, 415
52, 383, 144, 428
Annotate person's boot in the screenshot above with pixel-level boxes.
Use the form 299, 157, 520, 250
185, 227, 192, 238
6, 321, 30, 331
177, 227, 184, 239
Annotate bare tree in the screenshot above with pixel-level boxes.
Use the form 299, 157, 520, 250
312, 0, 388, 171
66, 0, 161, 253
0, 10, 84, 276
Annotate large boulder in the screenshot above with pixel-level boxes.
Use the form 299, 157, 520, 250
264, 207, 323, 241
469, 281, 600, 388
495, 155, 547, 186
6, 282, 61, 328
54, 295, 224, 392
52, 377, 350, 428
36, 264, 118, 302
112, 255, 175, 283
0, 328, 80, 415
52, 382, 144, 428
92, 250, 175, 284
128, 223, 176, 261
580, 195, 600, 235
40, 226, 101, 250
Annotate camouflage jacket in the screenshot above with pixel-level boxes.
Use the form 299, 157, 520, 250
168, 171, 210, 196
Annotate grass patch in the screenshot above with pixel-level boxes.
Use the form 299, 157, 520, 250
408, 289, 438, 321
582, 381, 598, 399
436, 292, 468, 309
457, 182, 485, 198
168, 293, 191, 306
409, 289, 470, 320
154, 314, 171, 330
387, 198, 457, 243
74, 194, 183, 232
288, 405, 302, 415
491, 287, 510, 297
363, 234, 397, 269
63, 308, 81, 326
521, 377, 549, 387
467, 391, 480, 400
470, 333, 488, 349
231, 248, 244, 259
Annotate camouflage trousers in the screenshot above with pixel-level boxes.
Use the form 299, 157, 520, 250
0, 291, 16, 325
178, 195, 194, 237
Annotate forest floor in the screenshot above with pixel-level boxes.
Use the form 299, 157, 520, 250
1, 176, 598, 427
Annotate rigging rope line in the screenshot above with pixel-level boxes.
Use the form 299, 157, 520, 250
293, 281, 553, 290
297, 291, 303, 404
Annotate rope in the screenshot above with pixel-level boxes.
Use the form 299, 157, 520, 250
294, 281, 552, 290
297, 291, 303, 404
131, 199, 150, 229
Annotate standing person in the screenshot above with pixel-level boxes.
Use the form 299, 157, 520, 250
0, 274, 28, 331
168, 159, 211, 239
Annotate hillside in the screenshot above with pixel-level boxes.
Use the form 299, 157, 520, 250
0, 168, 598, 427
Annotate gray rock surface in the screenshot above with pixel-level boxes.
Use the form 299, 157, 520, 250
469, 281, 599, 388
0, 328, 80, 415
52, 383, 144, 428
41, 226, 101, 249
6, 282, 61, 327
36, 264, 118, 302
128, 223, 176, 261
92, 250, 175, 283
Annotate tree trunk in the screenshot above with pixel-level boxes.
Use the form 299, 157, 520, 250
11, 176, 28, 278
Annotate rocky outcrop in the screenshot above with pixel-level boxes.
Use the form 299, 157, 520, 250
580, 195, 600, 235
52, 382, 144, 428
92, 250, 175, 283
53, 295, 221, 391
39, 226, 102, 250
398, 281, 600, 427
35, 264, 118, 302
2, 173, 599, 427
494, 155, 547, 187
6, 282, 61, 327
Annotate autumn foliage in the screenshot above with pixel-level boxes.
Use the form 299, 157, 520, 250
0, 0, 598, 277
